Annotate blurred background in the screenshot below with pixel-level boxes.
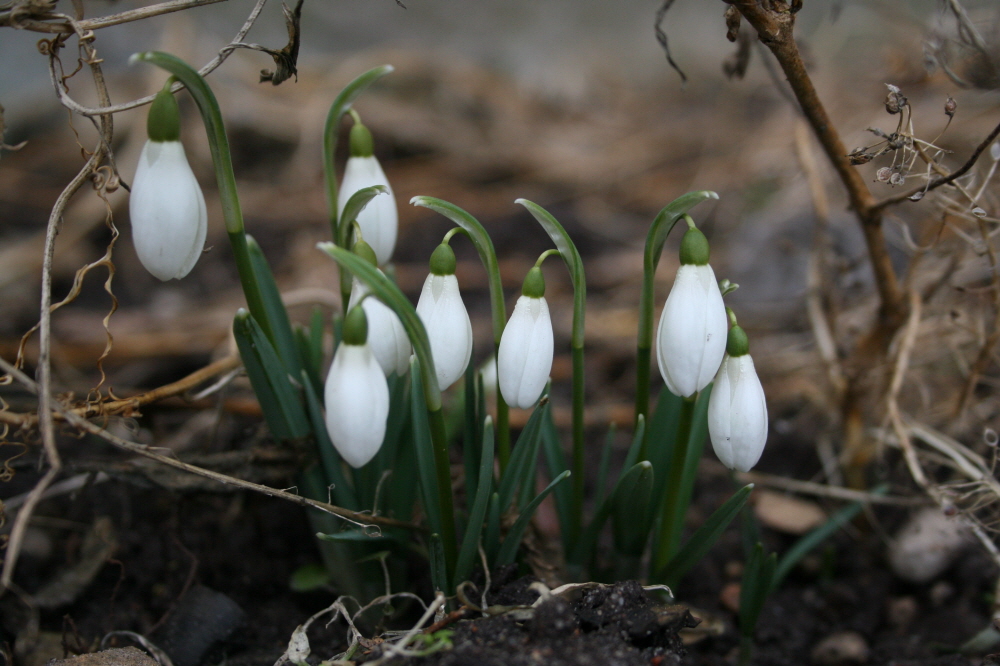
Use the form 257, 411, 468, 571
1, 0, 999, 480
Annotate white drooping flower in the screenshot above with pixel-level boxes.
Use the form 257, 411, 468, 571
129, 89, 207, 281
416, 243, 473, 391
324, 307, 390, 468
708, 324, 768, 473
337, 122, 397, 266
656, 225, 728, 398
498, 267, 553, 409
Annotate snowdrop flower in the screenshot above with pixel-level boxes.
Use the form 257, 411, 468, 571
656, 222, 728, 398
324, 306, 390, 468
416, 243, 473, 391
337, 121, 397, 266
347, 240, 410, 376
498, 266, 553, 409
708, 321, 768, 472
129, 88, 207, 281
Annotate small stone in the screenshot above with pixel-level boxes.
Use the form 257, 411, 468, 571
719, 582, 741, 613
888, 508, 970, 583
46, 647, 158, 666
810, 630, 870, 665
754, 489, 826, 534
886, 596, 918, 633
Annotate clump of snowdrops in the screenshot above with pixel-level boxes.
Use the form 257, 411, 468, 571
127, 54, 769, 605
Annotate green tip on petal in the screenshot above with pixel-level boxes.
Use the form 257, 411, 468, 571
349, 123, 374, 158
352, 239, 378, 266
429, 243, 456, 276
342, 306, 369, 345
147, 88, 181, 142
521, 266, 545, 298
679, 226, 710, 266
726, 324, 750, 357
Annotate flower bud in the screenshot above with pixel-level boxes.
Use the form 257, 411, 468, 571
416, 243, 473, 391
655, 226, 728, 398
324, 307, 390, 468
129, 89, 207, 281
498, 267, 553, 409
707, 325, 768, 472
337, 121, 397, 266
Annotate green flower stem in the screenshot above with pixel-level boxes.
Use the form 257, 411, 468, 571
322, 65, 395, 241
132, 51, 273, 344
410, 197, 512, 467
515, 198, 586, 546
318, 243, 457, 574
653, 394, 696, 572
635, 191, 719, 459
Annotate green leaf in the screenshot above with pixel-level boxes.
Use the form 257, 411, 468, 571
495, 470, 571, 567
317, 529, 389, 542
338, 185, 389, 243
429, 533, 448, 595
647, 389, 683, 504
462, 362, 482, 503
612, 461, 654, 557
233, 310, 309, 440
247, 235, 302, 376
739, 543, 777, 639
323, 64, 395, 229
410, 356, 443, 538
541, 409, 573, 555
621, 416, 647, 475
289, 563, 331, 592
772, 490, 879, 589
302, 369, 358, 510
595, 423, 617, 505
496, 398, 550, 513
484, 492, 501, 563
295, 324, 322, 394
454, 417, 496, 587
659, 483, 754, 588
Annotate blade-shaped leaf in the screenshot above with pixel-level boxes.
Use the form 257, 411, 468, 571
454, 417, 496, 587
410, 356, 442, 538
612, 461, 654, 556
495, 470, 571, 567
337, 185, 389, 246
247, 235, 302, 377
233, 310, 309, 440
497, 398, 550, 513
659, 483, 754, 587
541, 409, 573, 554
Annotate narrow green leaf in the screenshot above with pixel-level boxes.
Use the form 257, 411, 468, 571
647, 389, 683, 507
463, 362, 482, 503
667, 385, 712, 549
295, 325, 322, 394
302, 369, 358, 510
338, 185, 389, 244
428, 533, 448, 594
233, 310, 309, 439
247, 235, 302, 376
771, 490, 879, 589
496, 398, 550, 513
323, 64, 395, 230
595, 423, 617, 505
484, 492, 501, 563
317, 530, 389, 542
541, 409, 573, 554
612, 461, 654, 556
621, 416, 647, 475
454, 417, 496, 587
659, 484, 754, 587
410, 357, 442, 538
573, 460, 650, 564
495, 470, 571, 567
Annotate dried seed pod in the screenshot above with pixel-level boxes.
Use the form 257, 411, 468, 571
724, 6, 740, 42
884, 84, 907, 114
944, 96, 957, 117
876, 167, 892, 182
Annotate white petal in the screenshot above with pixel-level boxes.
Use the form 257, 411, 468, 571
348, 277, 411, 376
129, 141, 208, 281
338, 156, 398, 266
498, 296, 553, 409
416, 273, 473, 391
708, 355, 768, 472
324, 343, 390, 468
655, 264, 728, 397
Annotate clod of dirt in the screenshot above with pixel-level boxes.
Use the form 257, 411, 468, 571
889, 508, 971, 584
372, 580, 698, 666
46, 647, 159, 666
810, 630, 870, 666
